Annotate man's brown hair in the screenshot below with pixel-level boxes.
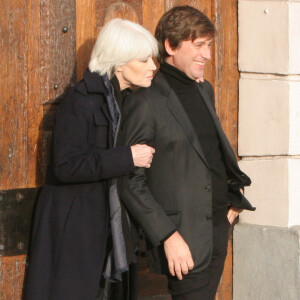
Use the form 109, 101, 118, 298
155, 6, 216, 63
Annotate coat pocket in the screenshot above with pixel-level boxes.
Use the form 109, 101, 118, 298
89, 110, 109, 148
165, 210, 182, 227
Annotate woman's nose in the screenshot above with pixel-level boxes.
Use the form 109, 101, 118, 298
148, 58, 157, 70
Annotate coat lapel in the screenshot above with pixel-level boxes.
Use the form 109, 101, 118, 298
154, 73, 209, 167
195, 84, 242, 176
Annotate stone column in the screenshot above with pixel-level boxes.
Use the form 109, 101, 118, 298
234, 1, 300, 299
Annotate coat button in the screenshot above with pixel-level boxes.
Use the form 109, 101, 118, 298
205, 185, 211, 192
206, 215, 213, 222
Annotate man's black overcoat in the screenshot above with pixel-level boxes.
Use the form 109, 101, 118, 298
24, 70, 134, 300
121, 71, 255, 275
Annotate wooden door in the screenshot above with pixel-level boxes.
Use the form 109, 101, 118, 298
0, 1, 239, 299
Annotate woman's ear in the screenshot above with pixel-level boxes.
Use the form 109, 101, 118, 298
116, 66, 123, 72
164, 39, 176, 56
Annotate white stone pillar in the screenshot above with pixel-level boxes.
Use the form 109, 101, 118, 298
235, 1, 300, 299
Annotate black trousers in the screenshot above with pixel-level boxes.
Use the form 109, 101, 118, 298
167, 222, 230, 300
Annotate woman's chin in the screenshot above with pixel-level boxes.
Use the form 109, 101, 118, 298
139, 81, 153, 88
130, 80, 153, 89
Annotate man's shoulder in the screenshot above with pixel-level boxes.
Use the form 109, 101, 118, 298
130, 72, 168, 100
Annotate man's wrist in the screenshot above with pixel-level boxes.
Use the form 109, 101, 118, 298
161, 229, 177, 244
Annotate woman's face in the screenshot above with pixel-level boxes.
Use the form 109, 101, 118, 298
116, 57, 157, 90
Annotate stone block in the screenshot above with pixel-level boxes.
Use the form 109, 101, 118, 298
288, 159, 300, 226
233, 224, 300, 300
239, 158, 289, 227
239, 0, 300, 75
289, 2, 300, 73
238, 73, 300, 156
239, 158, 300, 227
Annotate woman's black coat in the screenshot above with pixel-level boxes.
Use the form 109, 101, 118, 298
24, 70, 134, 300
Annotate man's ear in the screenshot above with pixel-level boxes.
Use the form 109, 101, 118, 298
164, 39, 176, 56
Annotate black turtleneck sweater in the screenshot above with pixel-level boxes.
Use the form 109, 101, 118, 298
160, 62, 229, 224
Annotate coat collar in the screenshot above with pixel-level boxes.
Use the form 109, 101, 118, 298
82, 69, 107, 94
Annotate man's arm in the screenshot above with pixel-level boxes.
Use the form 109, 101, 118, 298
121, 93, 177, 245
121, 93, 194, 279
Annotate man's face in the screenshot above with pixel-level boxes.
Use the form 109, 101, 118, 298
165, 36, 213, 82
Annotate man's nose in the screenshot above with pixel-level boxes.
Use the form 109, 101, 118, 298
202, 45, 211, 60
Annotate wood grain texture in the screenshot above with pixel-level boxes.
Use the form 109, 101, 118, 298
27, 0, 43, 187
0, 0, 28, 190
40, 0, 76, 101
143, 0, 165, 33
76, 0, 96, 80
0, 256, 26, 300
213, 0, 239, 154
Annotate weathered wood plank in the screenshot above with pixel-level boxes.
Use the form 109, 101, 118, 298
0, 0, 28, 190
142, 0, 164, 33
213, 0, 239, 154
40, 0, 76, 102
27, 0, 43, 187
76, 0, 96, 80
0, 256, 26, 300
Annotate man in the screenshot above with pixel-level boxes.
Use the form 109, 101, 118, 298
121, 6, 255, 300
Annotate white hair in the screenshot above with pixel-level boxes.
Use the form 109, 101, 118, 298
89, 18, 158, 79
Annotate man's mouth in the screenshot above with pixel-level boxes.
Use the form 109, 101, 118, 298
194, 61, 205, 66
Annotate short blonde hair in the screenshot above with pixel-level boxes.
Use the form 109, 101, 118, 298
89, 18, 158, 78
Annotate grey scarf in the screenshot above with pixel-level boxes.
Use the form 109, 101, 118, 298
102, 74, 128, 282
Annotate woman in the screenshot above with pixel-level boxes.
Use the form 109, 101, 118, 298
24, 19, 158, 300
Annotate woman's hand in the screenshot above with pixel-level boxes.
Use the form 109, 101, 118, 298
131, 144, 155, 168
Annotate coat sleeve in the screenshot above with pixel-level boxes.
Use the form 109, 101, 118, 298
120, 93, 177, 247
53, 97, 134, 183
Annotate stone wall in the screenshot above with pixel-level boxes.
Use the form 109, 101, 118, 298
234, 1, 300, 299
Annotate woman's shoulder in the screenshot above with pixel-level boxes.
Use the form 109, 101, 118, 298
58, 81, 106, 115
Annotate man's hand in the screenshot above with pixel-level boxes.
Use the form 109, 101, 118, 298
130, 144, 155, 168
227, 207, 243, 224
164, 231, 194, 280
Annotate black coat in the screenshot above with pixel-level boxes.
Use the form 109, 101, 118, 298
121, 71, 255, 275
24, 70, 134, 300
